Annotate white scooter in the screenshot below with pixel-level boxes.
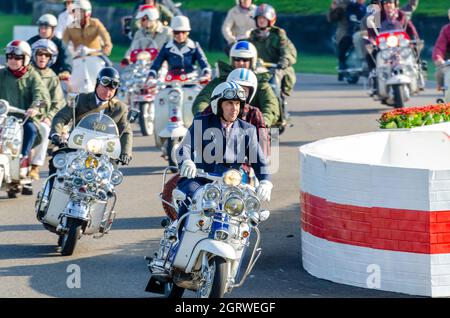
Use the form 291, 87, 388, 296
151, 70, 208, 169
35, 110, 139, 256
67, 45, 107, 94
0, 99, 41, 198
145, 168, 270, 298
436, 60, 450, 104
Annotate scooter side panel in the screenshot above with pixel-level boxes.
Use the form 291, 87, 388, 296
43, 187, 70, 227
83, 202, 108, 235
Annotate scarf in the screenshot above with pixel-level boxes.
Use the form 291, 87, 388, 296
8, 65, 28, 79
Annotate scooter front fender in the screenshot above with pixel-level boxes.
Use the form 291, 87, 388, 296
185, 239, 238, 273
386, 75, 411, 86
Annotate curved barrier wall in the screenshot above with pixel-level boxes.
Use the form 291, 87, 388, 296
299, 127, 450, 297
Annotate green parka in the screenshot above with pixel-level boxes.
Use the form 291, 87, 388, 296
35, 67, 66, 121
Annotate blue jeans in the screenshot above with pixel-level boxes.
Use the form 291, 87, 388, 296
176, 177, 211, 219
22, 121, 38, 157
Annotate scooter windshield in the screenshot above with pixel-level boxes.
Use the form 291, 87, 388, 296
379, 19, 404, 33
68, 113, 121, 159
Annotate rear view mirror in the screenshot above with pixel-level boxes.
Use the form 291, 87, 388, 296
128, 109, 140, 123
32, 100, 46, 108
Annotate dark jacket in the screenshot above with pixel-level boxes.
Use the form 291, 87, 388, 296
346, 2, 367, 34
50, 92, 133, 156
28, 35, 73, 75
149, 39, 211, 76
178, 113, 270, 181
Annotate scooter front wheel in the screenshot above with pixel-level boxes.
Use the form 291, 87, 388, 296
139, 102, 154, 136
60, 218, 83, 256
197, 256, 227, 298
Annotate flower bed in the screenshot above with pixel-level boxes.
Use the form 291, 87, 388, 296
379, 103, 450, 129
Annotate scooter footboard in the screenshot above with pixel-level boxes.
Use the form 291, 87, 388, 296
184, 239, 238, 274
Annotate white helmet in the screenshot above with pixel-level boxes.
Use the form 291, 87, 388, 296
37, 14, 58, 28
170, 15, 191, 32
73, 0, 92, 14
229, 41, 258, 70
226, 68, 258, 103
136, 5, 160, 21
210, 81, 246, 117
5, 40, 32, 66
31, 39, 59, 68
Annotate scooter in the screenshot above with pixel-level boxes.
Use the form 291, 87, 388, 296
118, 49, 159, 136
0, 100, 41, 198
67, 45, 107, 94
151, 70, 207, 168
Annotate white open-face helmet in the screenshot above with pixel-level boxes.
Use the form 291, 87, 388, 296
31, 39, 59, 68
210, 81, 246, 117
37, 14, 58, 28
229, 41, 258, 70
6, 40, 32, 66
73, 0, 92, 14
170, 15, 191, 32
226, 68, 258, 104
136, 5, 160, 21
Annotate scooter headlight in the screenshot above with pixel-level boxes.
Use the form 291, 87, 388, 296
97, 165, 111, 180
399, 38, 410, 48
111, 170, 123, 186
224, 196, 245, 217
53, 153, 68, 169
168, 90, 181, 103
223, 169, 242, 186
386, 35, 399, 48
400, 47, 412, 59
245, 195, 261, 214
381, 50, 391, 60
70, 158, 84, 170
72, 177, 83, 187
82, 168, 96, 182
203, 185, 221, 202
379, 41, 388, 51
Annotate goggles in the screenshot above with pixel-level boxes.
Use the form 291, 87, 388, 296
173, 31, 189, 35
217, 88, 246, 101
36, 51, 52, 58
6, 54, 24, 61
99, 76, 120, 89
232, 57, 252, 63
5, 47, 25, 56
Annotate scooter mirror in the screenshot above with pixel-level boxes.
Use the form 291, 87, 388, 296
0, 99, 10, 115
67, 93, 79, 108
31, 100, 47, 109
128, 109, 140, 123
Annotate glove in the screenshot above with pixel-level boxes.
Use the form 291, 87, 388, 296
180, 160, 197, 179
119, 154, 132, 166
50, 134, 66, 148
256, 180, 273, 202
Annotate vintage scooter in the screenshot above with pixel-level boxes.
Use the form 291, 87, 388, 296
0, 99, 43, 198
35, 106, 139, 256
366, 15, 426, 108
151, 70, 207, 168
66, 45, 107, 94
436, 60, 450, 104
118, 48, 159, 136
145, 168, 270, 298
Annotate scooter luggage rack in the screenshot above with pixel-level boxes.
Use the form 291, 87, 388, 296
158, 166, 180, 210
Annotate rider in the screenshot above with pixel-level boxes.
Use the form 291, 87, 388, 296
222, 0, 256, 55
50, 67, 133, 168
347, 0, 367, 68
192, 41, 279, 128
249, 4, 297, 100
54, 0, 75, 39
147, 15, 211, 80
28, 13, 72, 81
432, 9, 450, 91
63, 0, 113, 66
328, 0, 351, 81
122, 4, 173, 65
133, 0, 173, 27
176, 81, 273, 223
29, 39, 66, 180
0, 40, 51, 196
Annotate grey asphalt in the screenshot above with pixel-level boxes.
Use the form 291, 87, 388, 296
0, 73, 437, 298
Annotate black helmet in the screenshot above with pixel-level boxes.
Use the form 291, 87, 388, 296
95, 67, 120, 98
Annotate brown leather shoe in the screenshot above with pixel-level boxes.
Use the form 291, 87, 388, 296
29, 165, 40, 180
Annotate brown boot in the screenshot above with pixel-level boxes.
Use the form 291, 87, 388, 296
29, 165, 40, 180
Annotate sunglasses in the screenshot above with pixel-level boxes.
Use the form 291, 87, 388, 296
99, 76, 120, 89
212, 88, 246, 102
6, 54, 24, 61
173, 31, 188, 35
233, 57, 252, 63
36, 52, 52, 58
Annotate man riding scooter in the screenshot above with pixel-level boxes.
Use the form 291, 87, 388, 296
0, 40, 51, 197
432, 8, 450, 98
